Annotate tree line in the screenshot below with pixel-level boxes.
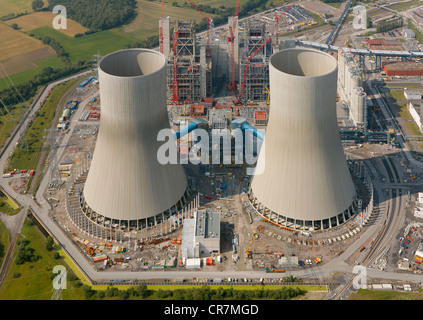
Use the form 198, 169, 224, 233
81, 283, 307, 300
376, 17, 403, 33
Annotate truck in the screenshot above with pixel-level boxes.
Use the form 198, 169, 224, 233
359, 245, 366, 252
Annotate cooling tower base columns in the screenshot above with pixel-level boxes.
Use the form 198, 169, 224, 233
248, 187, 360, 232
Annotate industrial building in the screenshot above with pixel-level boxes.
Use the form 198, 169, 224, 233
249, 48, 359, 231
81, 49, 193, 233
238, 20, 272, 102
181, 209, 220, 260
337, 48, 368, 130
383, 61, 423, 76
166, 21, 213, 103
407, 100, 423, 132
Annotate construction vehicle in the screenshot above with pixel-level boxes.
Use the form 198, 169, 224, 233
310, 247, 321, 264
87, 246, 94, 256
245, 233, 258, 259
359, 245, 366, 252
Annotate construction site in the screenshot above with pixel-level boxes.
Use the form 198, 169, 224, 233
13, 0, 418, 282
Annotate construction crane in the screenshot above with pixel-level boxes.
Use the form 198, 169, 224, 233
310, 247, 321, 264
274, 5, 292, 49
228, 0, 241, 95
187, 0, 213, 54
159, 0, 164, 54
262, 85, 270, 105
237, 38, 271, 104
172, 30, 179, 102
245, 233, 258, 259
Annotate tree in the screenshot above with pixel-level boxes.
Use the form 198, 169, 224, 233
11, 23, 19, 30
32, 0, 44, 11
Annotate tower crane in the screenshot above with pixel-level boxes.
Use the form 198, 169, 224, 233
228, 0, 240, 95
172, 31, 179, 102
159, 0, 164, 54
237, 38, 271, 104
274, 5, 292, 49
187, 0, 213, 54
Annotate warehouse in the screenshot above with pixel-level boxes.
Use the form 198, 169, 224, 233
180, 209, 220, 260
383, 61, 423, 76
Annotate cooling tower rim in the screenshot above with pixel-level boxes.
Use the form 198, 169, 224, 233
98, 48, 167, 79
270, 47, 337, 79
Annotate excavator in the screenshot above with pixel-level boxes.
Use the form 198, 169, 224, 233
310, 247, 321, 264
245, 233, 259, 259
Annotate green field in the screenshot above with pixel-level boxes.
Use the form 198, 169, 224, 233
27, 26, 135, 64
0, 219, 10, 269
349, 288, 423, 300
0, 218, 86, 300
0, 55, 66, 91
5, 78, 79, 173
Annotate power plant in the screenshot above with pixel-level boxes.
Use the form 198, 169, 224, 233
248, 48, 359, 231
80, 49, 193, 233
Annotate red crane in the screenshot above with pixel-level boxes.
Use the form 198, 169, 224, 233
228, 0, 240, 95
159, 0, 164, 54
172, 31, 179, 102
274, 5, 292, 48
237, 38, 271, 104
187, 0, 213, 52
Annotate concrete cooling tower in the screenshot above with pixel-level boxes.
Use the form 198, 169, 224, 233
82, 49, 189, 231
248, 48, 358, 231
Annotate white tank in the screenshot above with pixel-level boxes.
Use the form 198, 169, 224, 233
249, 48, 357, 231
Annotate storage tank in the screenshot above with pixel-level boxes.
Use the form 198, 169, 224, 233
249, 48, 358, 231
82, 49, 188, 231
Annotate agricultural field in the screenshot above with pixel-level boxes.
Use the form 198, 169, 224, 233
5, 11, 88, 37
349, 288, 423, 300
0, 23, 48, 61
0, 0, 38, 17
27, 26, 135, 64
114, 0, 206, 41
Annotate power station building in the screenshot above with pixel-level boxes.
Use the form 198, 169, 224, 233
80, 49, 192, 232
248, 48, 359, 231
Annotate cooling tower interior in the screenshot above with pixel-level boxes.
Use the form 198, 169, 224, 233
249, 48, 358, 231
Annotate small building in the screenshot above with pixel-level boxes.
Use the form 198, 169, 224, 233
180, 209, 220, 260
404, 28, 416, 38
404, 88, 422, 100
407, 100, 423, 132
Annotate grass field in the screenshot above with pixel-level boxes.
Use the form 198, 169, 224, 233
0, 0, 37, 17
0, 54, 66, 91
0, 219, 10, 269
0, 190, 20, 215
114, 0, 206, 42
5, 11, 88, 37
27, 26, 135, 63
5, 78, 79, 173
0, 218, 85, 300
349, 288, 423, 300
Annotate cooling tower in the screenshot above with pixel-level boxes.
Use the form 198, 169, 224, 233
249, 48, 358, 231
83, 49, 188, 229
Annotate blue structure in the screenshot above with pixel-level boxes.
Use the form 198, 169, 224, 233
79, 76, 94, 88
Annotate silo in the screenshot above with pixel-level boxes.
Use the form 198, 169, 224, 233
82, 49, 188, 231
249, 48, 358, 231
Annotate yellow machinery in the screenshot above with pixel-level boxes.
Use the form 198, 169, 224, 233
310, 247, 321, 264
262, 85, 270, 105
245, 233, 259, 259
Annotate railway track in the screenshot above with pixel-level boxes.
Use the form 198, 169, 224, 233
332, 156, 403, 300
